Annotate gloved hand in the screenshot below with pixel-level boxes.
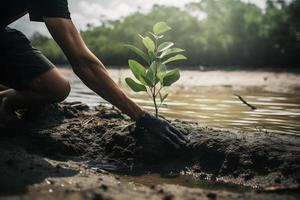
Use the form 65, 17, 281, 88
137, 112, 189, 149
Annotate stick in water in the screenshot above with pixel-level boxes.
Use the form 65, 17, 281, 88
234, 94, 257, 110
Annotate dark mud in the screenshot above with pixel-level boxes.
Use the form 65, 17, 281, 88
0, 102, 299, 199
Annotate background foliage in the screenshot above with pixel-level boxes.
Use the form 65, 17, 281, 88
31, 0, 300, 68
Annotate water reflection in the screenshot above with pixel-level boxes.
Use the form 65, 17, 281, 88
64, 69, 300, 136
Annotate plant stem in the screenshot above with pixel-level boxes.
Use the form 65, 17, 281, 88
152, 37, 159, 118
152, 86, 158, 118
155, 86, 163, 97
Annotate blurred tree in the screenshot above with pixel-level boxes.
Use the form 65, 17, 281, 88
30, 0, 300, 69
31, 32, 68, 64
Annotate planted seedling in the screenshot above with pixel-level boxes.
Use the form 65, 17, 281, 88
125, 22, 187, 118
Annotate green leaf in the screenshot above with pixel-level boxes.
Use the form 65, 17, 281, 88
149, 32, 164, 40
163, 69, 180, 86
156, 63, 167, 83
157, 42, 174, 52
125, 78, 147, 92
138, 34, 145, 40
124, 44, 150, 64
153, 22, 172, 35
128, 59, 146, 83
157, 62, 167, 72
149, 61, 158, 73
143, 37, 155, 52
149, 61, 161, 84
159, 92, 168, 103
146, 67, 155, 86
148, 50, 157, 61
160, 48, 185, 58
141, 74, 154, 87
163, 54, 187, 64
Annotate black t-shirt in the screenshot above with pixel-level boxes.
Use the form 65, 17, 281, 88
0, 0, 71, 28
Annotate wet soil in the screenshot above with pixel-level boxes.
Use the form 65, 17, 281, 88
0, 102, 299, 200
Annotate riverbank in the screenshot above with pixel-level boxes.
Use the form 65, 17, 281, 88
60, 67, 300, 94
0, 102, 299, 199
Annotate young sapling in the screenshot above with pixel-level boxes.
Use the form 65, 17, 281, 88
125, 22, 187, 118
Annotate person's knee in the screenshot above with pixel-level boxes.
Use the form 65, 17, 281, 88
52, 78, 70, 102
29, 68, 71, 103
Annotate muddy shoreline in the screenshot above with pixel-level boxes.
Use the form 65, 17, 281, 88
0, 102, 299, 199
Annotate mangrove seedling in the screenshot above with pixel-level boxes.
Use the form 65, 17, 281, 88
125, 22, 187, 118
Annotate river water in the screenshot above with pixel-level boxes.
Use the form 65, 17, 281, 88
61, 68, 300, 136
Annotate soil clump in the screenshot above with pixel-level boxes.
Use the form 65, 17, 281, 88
0, 102, 299, 199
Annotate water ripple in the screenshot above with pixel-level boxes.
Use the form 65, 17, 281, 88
66, 71, 300, 136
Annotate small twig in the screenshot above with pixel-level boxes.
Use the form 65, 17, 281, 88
234, 94, 257, 110
82, 118, 94, 127
155, 85, 163, 97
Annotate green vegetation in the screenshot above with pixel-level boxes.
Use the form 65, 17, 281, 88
31, 0, 300, 68
125, 22, 186, 118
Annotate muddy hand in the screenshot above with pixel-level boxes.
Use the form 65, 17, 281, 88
137, 112, 189, 149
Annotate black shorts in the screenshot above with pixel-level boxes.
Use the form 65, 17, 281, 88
0, 27, 55, 90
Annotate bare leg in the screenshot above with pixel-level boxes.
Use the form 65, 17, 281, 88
0, 68, 70, 125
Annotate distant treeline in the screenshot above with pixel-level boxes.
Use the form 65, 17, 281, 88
31, 0, 300, 68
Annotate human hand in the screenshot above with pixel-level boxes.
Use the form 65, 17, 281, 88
137, 112, 189, 149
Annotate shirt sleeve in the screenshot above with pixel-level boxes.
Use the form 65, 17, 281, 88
28, 0, 71, 22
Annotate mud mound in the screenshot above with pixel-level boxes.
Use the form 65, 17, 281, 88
1, 102, 300, 191
100, 120, 300, 189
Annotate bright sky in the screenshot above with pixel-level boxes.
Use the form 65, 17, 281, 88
10, 0, 267, 37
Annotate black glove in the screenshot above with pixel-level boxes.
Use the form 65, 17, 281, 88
137, 112, 189, 149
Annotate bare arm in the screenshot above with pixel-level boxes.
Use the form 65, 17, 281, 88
44, 18, 144, 121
